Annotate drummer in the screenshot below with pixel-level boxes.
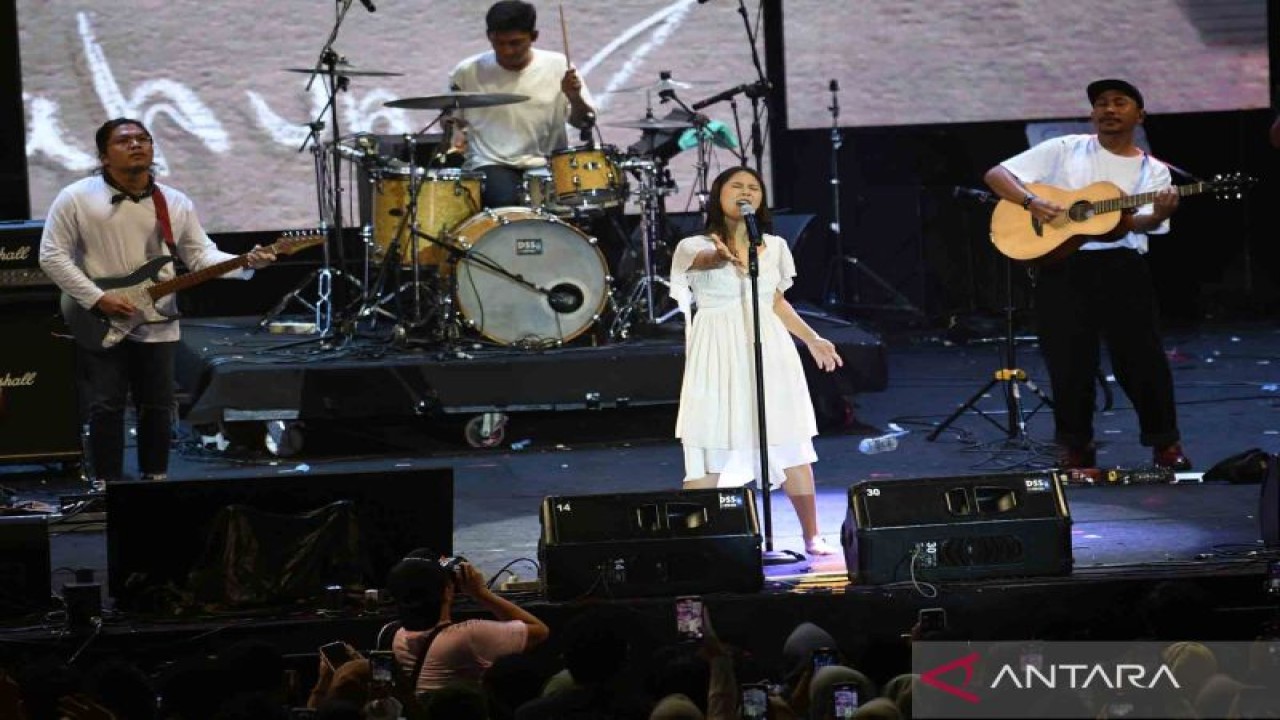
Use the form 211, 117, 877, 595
449, 0, 597, 209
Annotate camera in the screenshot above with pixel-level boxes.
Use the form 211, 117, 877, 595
440, 555, 468, 587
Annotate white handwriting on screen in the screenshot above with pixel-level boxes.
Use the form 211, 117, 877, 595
24, 7, 694, 174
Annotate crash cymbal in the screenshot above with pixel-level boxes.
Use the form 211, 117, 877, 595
612, 78, 719, 93
605, 117, 696, 131
283, 67, 404, 77
384, 92, 530, 110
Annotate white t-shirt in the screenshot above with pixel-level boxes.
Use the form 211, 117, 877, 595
449, 47, 593, 170
1000, 133, 1171, 253
38, 175, 248, 342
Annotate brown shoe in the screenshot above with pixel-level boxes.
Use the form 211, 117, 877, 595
1057, 443, 1097, 470
1153, 444, 1192, 471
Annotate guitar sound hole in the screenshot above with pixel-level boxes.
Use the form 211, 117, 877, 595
1068, 201, 1093, 223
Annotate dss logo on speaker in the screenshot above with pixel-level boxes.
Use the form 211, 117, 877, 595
1024, 476, 1052, 493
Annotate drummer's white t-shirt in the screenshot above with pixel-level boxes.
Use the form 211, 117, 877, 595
449, 47, 593, 170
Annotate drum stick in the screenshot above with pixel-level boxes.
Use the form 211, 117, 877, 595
559, 3, 572, 68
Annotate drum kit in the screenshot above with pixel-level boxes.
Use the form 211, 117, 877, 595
310, 87, 693, 349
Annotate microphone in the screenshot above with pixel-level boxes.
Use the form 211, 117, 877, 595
738, 199, 763, 246
952, 186, 997, 204
358, 0, 376, 11
690, 80, 769, 111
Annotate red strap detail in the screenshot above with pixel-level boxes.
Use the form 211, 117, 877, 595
151, 188, 177, 251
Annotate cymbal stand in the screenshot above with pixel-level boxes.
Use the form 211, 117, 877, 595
257, 53, 365, 335
259, 2, 362, 340
611, 156, 679, 337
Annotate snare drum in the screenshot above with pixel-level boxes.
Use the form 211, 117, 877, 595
373, 168, 482, 268
548, 145, 625, 211
522, 167, 576, 218
453, 207, 610, 346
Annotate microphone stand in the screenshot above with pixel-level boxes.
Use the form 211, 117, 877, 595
741, 204, 804, 566
735, 0, 769, 174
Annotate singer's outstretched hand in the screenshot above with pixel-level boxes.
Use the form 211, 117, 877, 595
708, 233, 746, 272
805, 336, 843, 372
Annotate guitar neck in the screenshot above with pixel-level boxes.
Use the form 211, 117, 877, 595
1092, 181, 1210, 215
145, 244, 275, 301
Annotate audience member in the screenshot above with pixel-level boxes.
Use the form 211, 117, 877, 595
387, 550, 549, 694
481, 654, 546, 720
515, 606, 651, 719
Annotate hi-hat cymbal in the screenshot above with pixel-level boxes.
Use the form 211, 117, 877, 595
384, 92, 530, 110
605, 117, 696, 131
284, 67, 404, 77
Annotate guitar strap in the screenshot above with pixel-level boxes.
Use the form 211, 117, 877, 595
151, 188, 178, 253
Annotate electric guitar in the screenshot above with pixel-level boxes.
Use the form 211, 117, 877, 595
989, 173, 1254, 262
61, 230, 325, 350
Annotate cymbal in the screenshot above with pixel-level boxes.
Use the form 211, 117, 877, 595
384, 92, 530, 110
283, 67, 404, 77
612, 78, 719, 94
605, 117, 696, 131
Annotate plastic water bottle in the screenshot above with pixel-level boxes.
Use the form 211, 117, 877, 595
858, 434, 899, 454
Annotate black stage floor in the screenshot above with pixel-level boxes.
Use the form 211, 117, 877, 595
2, 319, 1279, 672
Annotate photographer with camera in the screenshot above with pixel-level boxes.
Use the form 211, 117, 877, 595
387, 549, 550, 696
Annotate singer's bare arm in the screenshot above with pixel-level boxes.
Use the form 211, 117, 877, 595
689, 234, 745, 271
774, 292, 842, 372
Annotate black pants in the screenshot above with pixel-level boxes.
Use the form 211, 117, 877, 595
77, 339, 176, 481
1033, 249, 1180, 449
475, 165, 525, 209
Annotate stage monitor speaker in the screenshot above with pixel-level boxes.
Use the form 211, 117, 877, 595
840, 471, 1073, 585
1261, 453, 1280, 547
106, 465, 453, 610
0, 307, 81, 463
0, 515, 52, 618
539, 487, 763, 600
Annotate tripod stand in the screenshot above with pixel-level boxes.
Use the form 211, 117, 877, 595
927, 253, 1053, 446
821, 80, 924, 319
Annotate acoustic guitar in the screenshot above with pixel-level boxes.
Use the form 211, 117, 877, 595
989, 173, 1253, 262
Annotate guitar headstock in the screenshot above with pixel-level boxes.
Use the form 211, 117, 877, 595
272, 229, 327, 256
1209, 172, 1256, 200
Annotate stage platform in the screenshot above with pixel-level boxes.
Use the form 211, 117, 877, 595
174, 309, 889, 429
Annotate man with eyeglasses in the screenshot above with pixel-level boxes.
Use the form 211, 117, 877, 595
39, 118, 277, 484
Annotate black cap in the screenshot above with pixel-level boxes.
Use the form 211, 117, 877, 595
1087, 79, 1144, 109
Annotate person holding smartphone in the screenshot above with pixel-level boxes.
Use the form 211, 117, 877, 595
387, 549, 549, 695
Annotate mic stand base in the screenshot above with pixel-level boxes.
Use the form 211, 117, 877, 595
763, 549, 807, 566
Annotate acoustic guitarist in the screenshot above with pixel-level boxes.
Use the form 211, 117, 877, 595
982, 79, 1190, 472
39, 118, 277, 484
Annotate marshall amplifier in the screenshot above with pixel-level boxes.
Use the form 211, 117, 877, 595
840, 471, 1072, 584
0, 220, 50, 290
539, 487, 763, 600
0, 307, 80, 463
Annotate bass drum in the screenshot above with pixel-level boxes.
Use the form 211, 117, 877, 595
454, 208, 610, 347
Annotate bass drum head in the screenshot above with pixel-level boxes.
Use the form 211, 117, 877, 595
454, 208, 609, 347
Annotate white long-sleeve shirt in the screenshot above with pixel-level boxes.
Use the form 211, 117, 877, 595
39, 174, 249, 343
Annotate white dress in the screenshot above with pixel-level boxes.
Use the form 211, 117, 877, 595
670, 233, 819, 489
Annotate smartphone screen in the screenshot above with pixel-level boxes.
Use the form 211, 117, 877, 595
368, 650, 395, 684
318, 641, 352, 670
919, 608, 947, 634
812, 646, 839, 671
675, 596, 703, 641
832, 682, 859, 718
740, 683, 768, 720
